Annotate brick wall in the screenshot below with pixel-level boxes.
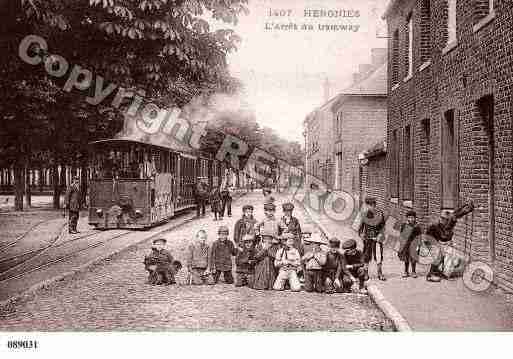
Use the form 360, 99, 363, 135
334, 96, 387, 196
360, 153, 388, 211
385, 0, 513, 291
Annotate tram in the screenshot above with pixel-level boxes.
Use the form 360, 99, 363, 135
87, 138, 225, 229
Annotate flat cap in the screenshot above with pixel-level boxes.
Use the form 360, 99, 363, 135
342, 239, 357, 250
218, 225, 229, 234
328, 238, 340, 248
242, 204, 254, 211
152, 238, 167, 245
282, 202, 294, 211
263, 202, 276, 211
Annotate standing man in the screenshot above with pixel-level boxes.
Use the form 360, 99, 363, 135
425, 202, 474, 282
194, 177, 208, 218
220, 177, 233, 219
65, 175, 81, 234
358, 197, 386, 281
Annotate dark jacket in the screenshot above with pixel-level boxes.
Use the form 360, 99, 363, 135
398, 223, 422, 260
233, 216, 257, 245
144, 248, 174, 272
426, 221, 457, 243
278, 216, 302, 237
358, 209, 385, 240
65, 183, 81, 212
235, 247, 256, 274
209, 239, 237, 271
210, 188, 222, 212
341, 250, 365, 277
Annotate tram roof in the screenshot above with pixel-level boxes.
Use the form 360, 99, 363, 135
89, 138, 199, 156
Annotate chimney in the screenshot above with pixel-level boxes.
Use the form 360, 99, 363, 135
323, 77, 330, 102
371, 48, 387, 67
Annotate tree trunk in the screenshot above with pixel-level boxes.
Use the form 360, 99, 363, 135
25, 164, 31, 207
80, 160, 88, 207
14, 162, 24, 211
52, 163, 61, 209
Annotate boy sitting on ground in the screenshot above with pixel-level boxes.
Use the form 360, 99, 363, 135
302, 233, 327, 293
144, 238, 182, 285
187, 229, 214, 285
340, 239, 369, 294
273, 233, 302, 292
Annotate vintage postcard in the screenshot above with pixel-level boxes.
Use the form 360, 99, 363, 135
0, 0, 512, 356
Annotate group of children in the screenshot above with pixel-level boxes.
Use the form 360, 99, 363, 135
143, 200, 370, 294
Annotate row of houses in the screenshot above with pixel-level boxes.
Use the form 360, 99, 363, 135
304, 0, 513, 292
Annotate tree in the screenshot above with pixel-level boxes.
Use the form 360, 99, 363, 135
0, 0, 248, 210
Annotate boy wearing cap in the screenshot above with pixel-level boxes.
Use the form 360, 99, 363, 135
322, 238, 345, 294
398, 210, 422, 278
187, 230, 214, 285
279, 202, 303, 254
144, 238, 181, 285
358, 197, 386, 281
233, 205, 257, 246
425, 203, 474, 282
273, 234, 302, 292
341, 239, 369, 294
256, 202, 280, 241
209, 226, 237, 284
302, 233, 327, 292
235, 234, 256, 287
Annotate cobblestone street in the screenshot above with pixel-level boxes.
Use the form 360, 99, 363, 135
0, 192, 392, 331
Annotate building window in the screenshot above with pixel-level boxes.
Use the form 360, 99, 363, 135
446, 0, 457, 45
473, 0, 494, 23
406, 13, 413, 78
402, 125, 413, 201
336, 112, 343, 136
476, 95, 495, 260
441, 109, 458, 209
420, 0, 431, 63
390, 129, 400, 198
392, 29, 400, 85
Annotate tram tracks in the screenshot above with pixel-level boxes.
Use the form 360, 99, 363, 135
0, 219, 55, 253
0, 210, 198, 285
0, 230, 132, 283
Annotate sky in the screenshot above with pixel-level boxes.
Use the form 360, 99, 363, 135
220, 0, 389, 142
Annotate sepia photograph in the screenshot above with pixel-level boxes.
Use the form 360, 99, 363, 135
0, 0, 512, 356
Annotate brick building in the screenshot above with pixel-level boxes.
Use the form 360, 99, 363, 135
358, 139, 388, 210
384, 0, 513, 290
333, 52, 387, 198
304, 48, 388, 194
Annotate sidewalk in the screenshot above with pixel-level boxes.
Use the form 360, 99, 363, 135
305, 206, 513, 331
